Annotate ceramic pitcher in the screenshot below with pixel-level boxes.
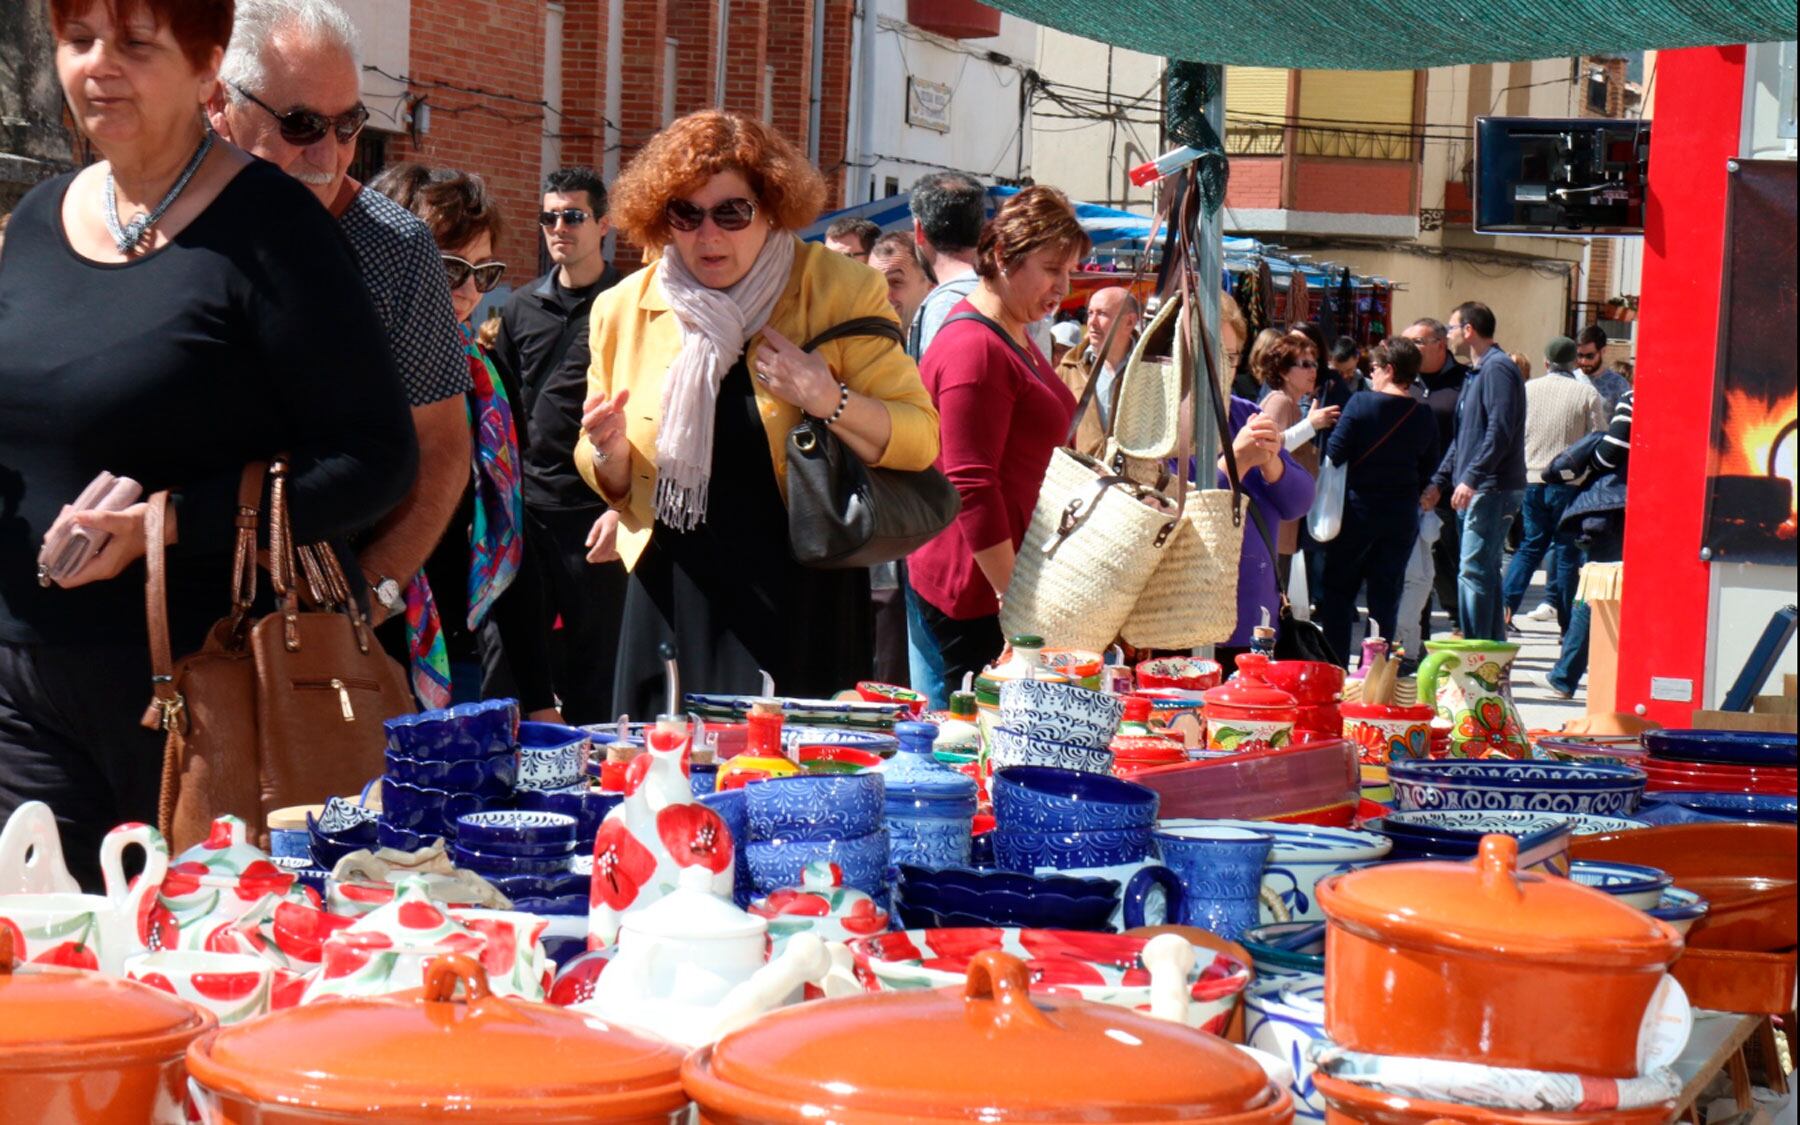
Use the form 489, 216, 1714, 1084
0, 821, 169, 973
1416, 639, 1530, 759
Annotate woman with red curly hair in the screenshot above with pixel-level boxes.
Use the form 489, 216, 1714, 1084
576, 110, 940, 714
905, 185, 1089, 692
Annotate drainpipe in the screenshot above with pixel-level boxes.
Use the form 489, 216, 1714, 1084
714, 0, 729, 107
807, 0, 826, 163
604, 0, 624, 261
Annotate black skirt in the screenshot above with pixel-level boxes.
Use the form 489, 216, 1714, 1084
612, 358, 871, 718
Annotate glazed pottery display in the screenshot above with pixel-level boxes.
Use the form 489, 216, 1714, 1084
1340, 701, 1434, 802
0, 820, 170, 972
746, 772, 885, 844
1240, 921, 1326, 979
1204, 654, 1299, 752
1162, 819, 1392, 922
881, 721, 977, 870
124, 950, 274, 1026
1260, 660, 1345, 741
1316, 833, 1685, 1078
186, 954, 689, 1122
0, 801, 80, 895
1568, 822, 1796, 952
684, 949, 1292, 1123
588, 718, 737, 950
1135, 657, 1222, 692
1, 931, 216, 1124
1388, 758, 1646, 817
1131, 738, 1361, 823
157, 816, 304, 952
1567, 860, 1673, 910
1415, 639, 1530, 758
997, 678, 1126, 748
748, 861, 890, 954
892, 865, 1122, 931
846, 930, 1253, 1034
1244, 975, 1328, 1121
578, 866, 833, 1048
1151, 824, 1288, 940
1369, 811, 1576, 875
1642, 728, 1797, 768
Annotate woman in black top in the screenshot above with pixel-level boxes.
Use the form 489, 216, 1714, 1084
1318, 338, 1440, 663
0, 0, 416, 889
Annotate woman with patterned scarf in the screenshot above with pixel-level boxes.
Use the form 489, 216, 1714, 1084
370, 164, 560, 719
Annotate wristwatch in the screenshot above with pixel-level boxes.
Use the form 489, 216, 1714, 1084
371, 575, 406, 614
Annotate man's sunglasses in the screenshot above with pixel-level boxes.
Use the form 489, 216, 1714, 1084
539, 208, 592, 228
229, 82, 368, 146
442, 254, 507, 293
665, 197, 757, 233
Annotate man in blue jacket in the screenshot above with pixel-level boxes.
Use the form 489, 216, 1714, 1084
1422, 301, 1526, 642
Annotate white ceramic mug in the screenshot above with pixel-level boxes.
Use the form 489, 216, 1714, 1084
125, 950, 274, 1025
0, 821, 169, 973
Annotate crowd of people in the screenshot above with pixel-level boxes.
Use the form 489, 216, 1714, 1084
0, 0, 1637, 879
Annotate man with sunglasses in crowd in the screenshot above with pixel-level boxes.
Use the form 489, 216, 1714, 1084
485, 168, 625, 722
208, 0, 471, 632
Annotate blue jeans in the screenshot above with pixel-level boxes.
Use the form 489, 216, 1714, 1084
1458, 489, 1523, 642
1502, 483, 1580, 629
904, 583, 950, 711
1550, 533, 1623, 694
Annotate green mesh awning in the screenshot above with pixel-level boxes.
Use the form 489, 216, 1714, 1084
982, 0, 1794, 70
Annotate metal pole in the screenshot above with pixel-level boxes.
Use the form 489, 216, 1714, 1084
1191, 68, 1224, 484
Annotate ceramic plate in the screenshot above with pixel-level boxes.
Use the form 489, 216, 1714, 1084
1643, 729, 1798, 769
1641, 791, 1797, 823
685, 694, 907, 729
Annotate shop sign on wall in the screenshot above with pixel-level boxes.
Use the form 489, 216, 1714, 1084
1702, 159, 1797, 565
907, 78, 953, 133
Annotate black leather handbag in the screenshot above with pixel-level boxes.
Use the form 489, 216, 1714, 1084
785, 316, 960, 569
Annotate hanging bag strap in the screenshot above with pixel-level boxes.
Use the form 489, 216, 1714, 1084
1347, 400, 1421, 470
800, 316, 906, 353
1169, 174, 1245, 527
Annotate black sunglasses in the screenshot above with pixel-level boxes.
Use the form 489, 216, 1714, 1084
539, 208, 592, 228
230, 82, 368, 146
665, 197, 757, 233
442, 254, 507, 293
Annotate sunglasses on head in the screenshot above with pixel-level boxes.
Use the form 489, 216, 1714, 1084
665, 197, 757, 233
539, 208, 591, 228
1293, 359, 1319, 368
442, 254, 507, 293
229, 82, 368, 146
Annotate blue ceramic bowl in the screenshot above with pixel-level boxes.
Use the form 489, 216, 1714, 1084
455, 811, 579, 856
270, 855, 332, 897
1637, 791, 1798, 825
384, 750, 517, 796
1565, 813, 1653, 835
1647, 886, 1710, 934
689, 763, 720, 798
375, 819, 439, 852
745, 830, 889, 897
517, 721, 591, 790
991, 766, 1159, 833
1369, 810, 1575, 874
486, 868, 590, 901
701, 788, 753, 907
1568, 859, 1673, 909
893, 865, 1120, 931
1388, 758, 1646, 817
513, 786, 622, 847
513, 895, 591, 919
314, 796, 378, 841
992, 825, 1153, 872
450, 842, 574, 877
1643, 729, 1798, 769
305, 821, 370, 871
988, 726, 1115, 774
379, 779, 491, 836
780, 727, 900, 757
746, 772, 885, 843
385, 699, 517, 762
1239, 921, 1326, 979
997, 678, 1126, 743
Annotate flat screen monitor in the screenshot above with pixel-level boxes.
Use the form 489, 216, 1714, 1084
1473, 115, 1650, 237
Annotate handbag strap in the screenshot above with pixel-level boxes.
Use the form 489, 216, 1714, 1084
264, 459, 374, 655
1348, 400, 1421, 470
943, 309, 1041, 371
1170, 183, 1245, 528
800, 316, 906, 353
1062, 206, 1167, 450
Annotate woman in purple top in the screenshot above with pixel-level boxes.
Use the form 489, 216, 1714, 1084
1207, 397, 1315, 659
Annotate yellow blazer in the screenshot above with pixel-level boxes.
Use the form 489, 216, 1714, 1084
574, 237, 942, 570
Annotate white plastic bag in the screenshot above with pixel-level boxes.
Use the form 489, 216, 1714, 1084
1306, 457, 1346, 542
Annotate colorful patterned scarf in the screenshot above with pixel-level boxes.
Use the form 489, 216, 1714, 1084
401, 325, 524, 709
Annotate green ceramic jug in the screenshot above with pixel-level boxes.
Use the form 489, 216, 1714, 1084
1415, 639, 1530, 758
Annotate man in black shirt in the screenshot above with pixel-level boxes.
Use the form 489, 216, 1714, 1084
488, 167, 625, 722
1403, 316, 1469, 640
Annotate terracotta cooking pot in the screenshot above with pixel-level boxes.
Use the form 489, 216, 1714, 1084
0, 928, 216, 1124
1569, 822, 1796, 952
1312, 1072, 1674, 1124
186, 954, 689, 1123
684, 948, 1295, 1123
1316, 834, 1683, 1080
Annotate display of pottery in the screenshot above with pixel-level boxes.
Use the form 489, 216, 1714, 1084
1415, 639, 1531, 759
1203, 654, 1299, 753
0, 818, 169, 973
881, 720, 977, 871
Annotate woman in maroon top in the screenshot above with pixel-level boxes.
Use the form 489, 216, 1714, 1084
907, 186, 1091, 693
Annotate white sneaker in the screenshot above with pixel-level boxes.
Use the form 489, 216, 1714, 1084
1522, 602, 1556, 622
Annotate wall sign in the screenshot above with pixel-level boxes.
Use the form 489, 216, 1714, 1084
907, 78, 953, 133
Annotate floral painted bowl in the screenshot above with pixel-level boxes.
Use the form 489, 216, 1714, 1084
847, 927, 1252, 1034
1135, 658, 1222, 692
517, 721, 591, 791
989, 726, 1115, 774
991, 766, 1159, 833
1646, 886, 1710, 936
1388, 758, 1647, 817
892, 865, 1121, 932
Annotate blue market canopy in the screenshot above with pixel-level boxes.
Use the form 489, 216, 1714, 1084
977, 0, 1792, 70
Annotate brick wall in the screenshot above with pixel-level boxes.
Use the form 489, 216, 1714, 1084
1291, 156, 1416, 216
1225, 157, 1283, 211
383, 0, 851, 276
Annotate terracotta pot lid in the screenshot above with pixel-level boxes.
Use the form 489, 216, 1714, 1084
187, 954, 687, 1118
1317, 834, 1683, 968
1204, 654, 1297, 713
684, 949, 1290, 1123
0, 947, 215, 1070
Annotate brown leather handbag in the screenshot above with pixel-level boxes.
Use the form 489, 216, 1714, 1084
144, 460, 414, 852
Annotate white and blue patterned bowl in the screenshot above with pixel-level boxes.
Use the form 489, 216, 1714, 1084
991, 766, 1159, 833
1646, 885, 1710, 936
1567, 859, 1672, 910
745, 830, 889, 898
517, 722, 590, 791
989, 726, 1115, 774
1389, 758, 1646, 817
1371, 810, 1575, 874
998, 679, 1125, 746
745, 772, 885, 844
993, 825, 1153, 872
1244, 974, 1328, 1121
1160, 819, 1391, 922
454, 811, 579, 857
